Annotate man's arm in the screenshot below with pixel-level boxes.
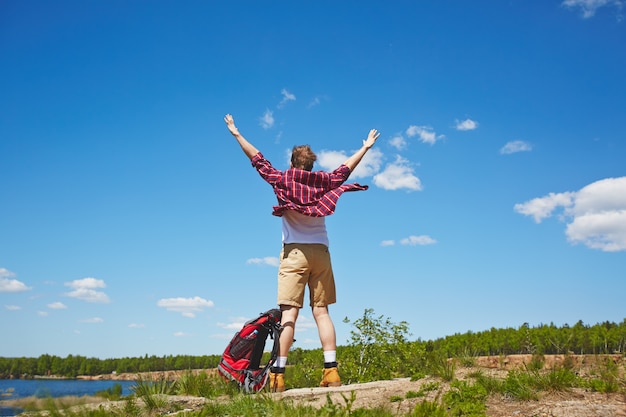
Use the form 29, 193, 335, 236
224, 114, 260, 160
343, 129, 380, 171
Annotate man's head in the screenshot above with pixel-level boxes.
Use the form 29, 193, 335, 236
291, 145, 317, 171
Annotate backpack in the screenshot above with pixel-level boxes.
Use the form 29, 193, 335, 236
217, 308, 283, 393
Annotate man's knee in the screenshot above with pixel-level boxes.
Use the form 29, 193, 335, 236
280, 305, 299, 325
312, 305, 331, 320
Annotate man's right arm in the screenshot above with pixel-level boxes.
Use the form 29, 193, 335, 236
224, 114, 260, 160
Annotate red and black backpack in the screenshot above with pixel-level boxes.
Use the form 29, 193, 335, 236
217, 308, 283, 393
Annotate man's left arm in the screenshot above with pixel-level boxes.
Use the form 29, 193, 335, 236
343, 129, 380, 172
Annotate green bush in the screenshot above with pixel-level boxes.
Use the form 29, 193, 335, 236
94, 382, 123, 400
410, 400, 448, 417
443, 380, 488, 417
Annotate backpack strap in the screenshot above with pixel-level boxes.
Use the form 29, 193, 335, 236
245, 322, 283, 393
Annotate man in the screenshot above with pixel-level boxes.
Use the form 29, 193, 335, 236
224, 114, 379, 391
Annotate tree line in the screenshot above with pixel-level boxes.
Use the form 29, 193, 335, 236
426, 319, 626, 357
0, 354, 221, 379
1, 316, 624, 379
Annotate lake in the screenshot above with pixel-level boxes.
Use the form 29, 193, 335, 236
0, 379, 136, 417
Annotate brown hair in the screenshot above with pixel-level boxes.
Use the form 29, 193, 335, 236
291, 145, 317, 171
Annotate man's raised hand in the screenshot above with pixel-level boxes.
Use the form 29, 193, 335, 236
224, 114, 240, 136
363, 129, 380, 149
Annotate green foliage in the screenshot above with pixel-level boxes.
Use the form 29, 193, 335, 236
131, 374, 178, 413
410, 399, 448, 417
0, 353, 220, 378
404, 390, 422, 399
410, 371, 426, 381
340, 308, 420, 384
286, 348, 324, 389
585, 357, 623, 393
425, 318, 626, 357
458, 347, 479, 368
534, 367, 579, 391
419, 381, 440, 393
472, 366, 582, 401
2, 315, 624, 381
469, 370, 504, 395
501, 371, 539, 400
122, 397, 141, 416
443, 380, 488, 417
427, 353, 456, 382
94, 382, 123, 400
175, 370, 228, 398
526, 354, 545, 372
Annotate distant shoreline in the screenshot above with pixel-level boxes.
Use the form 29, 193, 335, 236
2, 368, 215, 382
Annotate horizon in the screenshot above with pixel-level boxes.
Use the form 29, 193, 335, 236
1, 315, 624, 361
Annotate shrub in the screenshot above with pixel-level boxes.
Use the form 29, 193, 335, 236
443, 380, 488, 417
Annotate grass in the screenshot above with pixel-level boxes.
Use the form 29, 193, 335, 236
9, 354, 625, 417
428, 354, 457, 382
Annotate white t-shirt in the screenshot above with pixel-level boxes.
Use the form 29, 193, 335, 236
281, 210, 329, 247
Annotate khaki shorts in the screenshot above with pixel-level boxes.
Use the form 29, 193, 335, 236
277, 243, 336, 308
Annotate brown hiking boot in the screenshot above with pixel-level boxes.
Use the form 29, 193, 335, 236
268, 371, 285, 392
320, 367, 341, 387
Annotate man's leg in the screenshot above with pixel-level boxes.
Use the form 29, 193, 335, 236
312, 305, 336, 351
279, 305, 299, 356
313, 305, 341, 387
269, 305, 299, 392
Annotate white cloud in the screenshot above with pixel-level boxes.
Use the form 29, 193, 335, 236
562, 0, 623, 18
514, 192, 575, 223
174, 331, 191, 337
64, 277, 110, 303
47, 302, 67, 310
128, 323, 145, 328
400, 235, 437, 246
277, 88, 296, 108
406, 125, 444, 145
0, 268, 15, 278
308, 97, 321, 108
218, 317, 250, 330
0, 268, 31, 293
515, 176, 626, 252
259, 109, 274, 129
389, 134, 407, 150
500, 140, 533, 155
38, 311, 49, 317
5, 305, 21, 311
317, 148, 383, 179
157, 296, 214, 318
380, 240, 395, 247
307, 95, 330, 108
294, 315, 317, 330
373, 156, 422, 191
246, 257, 280, 267
317, 150, 346, 171
80, 317, 104, 323
454, 118, 479, 131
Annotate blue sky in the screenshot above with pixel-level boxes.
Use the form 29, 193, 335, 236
1, 0, 625, 360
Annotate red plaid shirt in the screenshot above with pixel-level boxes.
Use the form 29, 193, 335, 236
251, 152, 368, 217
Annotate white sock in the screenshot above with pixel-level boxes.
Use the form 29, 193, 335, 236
275, 356, 287, 368
323, 350, 336, 364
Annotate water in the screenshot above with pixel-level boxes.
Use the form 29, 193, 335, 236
0, 379, 136, 416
